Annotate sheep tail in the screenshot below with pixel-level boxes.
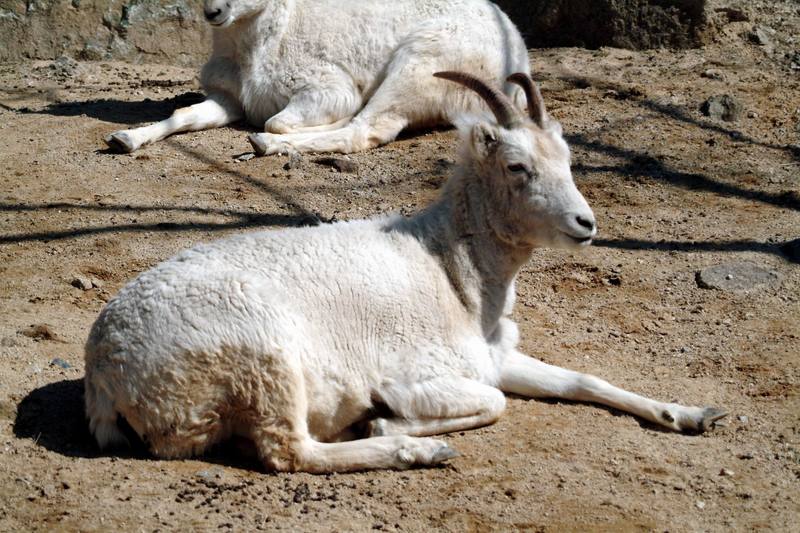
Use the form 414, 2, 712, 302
84, 370, 128, 449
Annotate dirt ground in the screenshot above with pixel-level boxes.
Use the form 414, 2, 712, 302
0, 3, 798, 532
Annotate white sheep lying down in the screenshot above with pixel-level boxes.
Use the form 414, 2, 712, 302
86, 73, 726, 472
104, 0, 530, 156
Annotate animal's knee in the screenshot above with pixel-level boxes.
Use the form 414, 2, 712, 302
264, 116, 295, 134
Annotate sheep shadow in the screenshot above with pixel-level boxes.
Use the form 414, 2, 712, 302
14, 378, 106, 458
17, 91, 207, 126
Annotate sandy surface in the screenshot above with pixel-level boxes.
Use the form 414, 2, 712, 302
0, 3, 798, 531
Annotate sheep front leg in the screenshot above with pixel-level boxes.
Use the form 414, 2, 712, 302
105, 93, 242, 153
291, 436, 458, 473
499, 350, 727, 433
368, 377, 506, 437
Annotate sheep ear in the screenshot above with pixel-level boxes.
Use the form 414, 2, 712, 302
546, 120, 563, 136
469, 122, 499, 160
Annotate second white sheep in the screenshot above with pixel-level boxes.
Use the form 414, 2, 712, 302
104, 0, 530, 156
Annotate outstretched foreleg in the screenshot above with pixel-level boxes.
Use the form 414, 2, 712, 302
105, 93, 242, 153
499, 351, 727, 432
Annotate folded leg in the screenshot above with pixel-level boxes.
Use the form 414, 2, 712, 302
264, 85, 361, 134
368, 377, 506, 437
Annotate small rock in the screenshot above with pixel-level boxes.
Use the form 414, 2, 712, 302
79, 42, 106, 61
737, 415, 749, 424
19, 324, 65, 343
695, 500, 706, 510
701, 69, 725, 81
747, 111, 758, 119
314, 157, 359, 174
1, 337, 20, 347
50, 358, 72, 369
695, 262, 780, 292
71, 276, 93, 290
48, 56, 79, 78
283, 152, 304, 170
716, 7, 749, 23
700, 95, 742, 122
719, 468, 735, 477
235, 152, 255, 162
748, 25, 772, 47
737, 452, 754, 460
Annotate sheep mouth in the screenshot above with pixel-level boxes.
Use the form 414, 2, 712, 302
207, 16, 233, 27
561, 231, 593, 246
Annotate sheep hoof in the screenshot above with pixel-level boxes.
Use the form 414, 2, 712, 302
248, 133, 267, 156
431, 444, 460, 463
697, 407, 728, 433
105, 132, 136, 153
367, 418, 388, 437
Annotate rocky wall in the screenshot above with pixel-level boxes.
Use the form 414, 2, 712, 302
0, 0, 707, 65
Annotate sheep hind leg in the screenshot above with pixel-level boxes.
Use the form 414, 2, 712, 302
248, 112, 407, 156
367, 377, 507, 438
499, 350, 728, 433
248, 59, 437, 155
105, 93, 242, 153
264, 86, 361, 134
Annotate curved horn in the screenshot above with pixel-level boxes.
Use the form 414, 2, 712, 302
507, 73, 547, 128
434, 71, 521, 128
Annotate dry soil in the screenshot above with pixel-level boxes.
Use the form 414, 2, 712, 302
0, 3, 798, 532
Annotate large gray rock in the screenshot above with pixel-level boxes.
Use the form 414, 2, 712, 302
700, 94, 743, 122
494, 0, 708, 50
695, 263, 781, 292
0, 0, 708, 65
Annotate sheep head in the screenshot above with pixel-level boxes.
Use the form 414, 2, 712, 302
203, 0, 264, 28
434, 71, 596, 250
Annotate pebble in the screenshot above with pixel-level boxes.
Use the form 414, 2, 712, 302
737, 415, 749, 424
695, 262, 780, 292
700, 95, 742, 122
235, 153, 255, 162
720, 468, 735, 477
50, 358, 72, 369
1, 337, 20, 347
20, 324, 63, 342
695, 500, 706, 510
283, 152, 304, 170
314, 157, 359, 174
748, 25, 772, 47
701, 69, 725, 81
71, 276, 93, 290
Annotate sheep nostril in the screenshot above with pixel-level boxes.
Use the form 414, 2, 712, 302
204, 8, 223, 21
576, 215, 595, 231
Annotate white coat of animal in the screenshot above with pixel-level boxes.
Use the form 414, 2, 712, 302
103, 0, 530, 156
86, 72, 727, 473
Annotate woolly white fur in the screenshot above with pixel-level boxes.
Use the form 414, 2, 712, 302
105, 0, 530, 154
88, 88, 726, 472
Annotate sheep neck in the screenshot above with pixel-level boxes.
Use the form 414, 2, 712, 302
406, 165, 534, 339
212, 2, 294, 65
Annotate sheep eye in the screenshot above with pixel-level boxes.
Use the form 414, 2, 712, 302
507, 164, 527, 174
